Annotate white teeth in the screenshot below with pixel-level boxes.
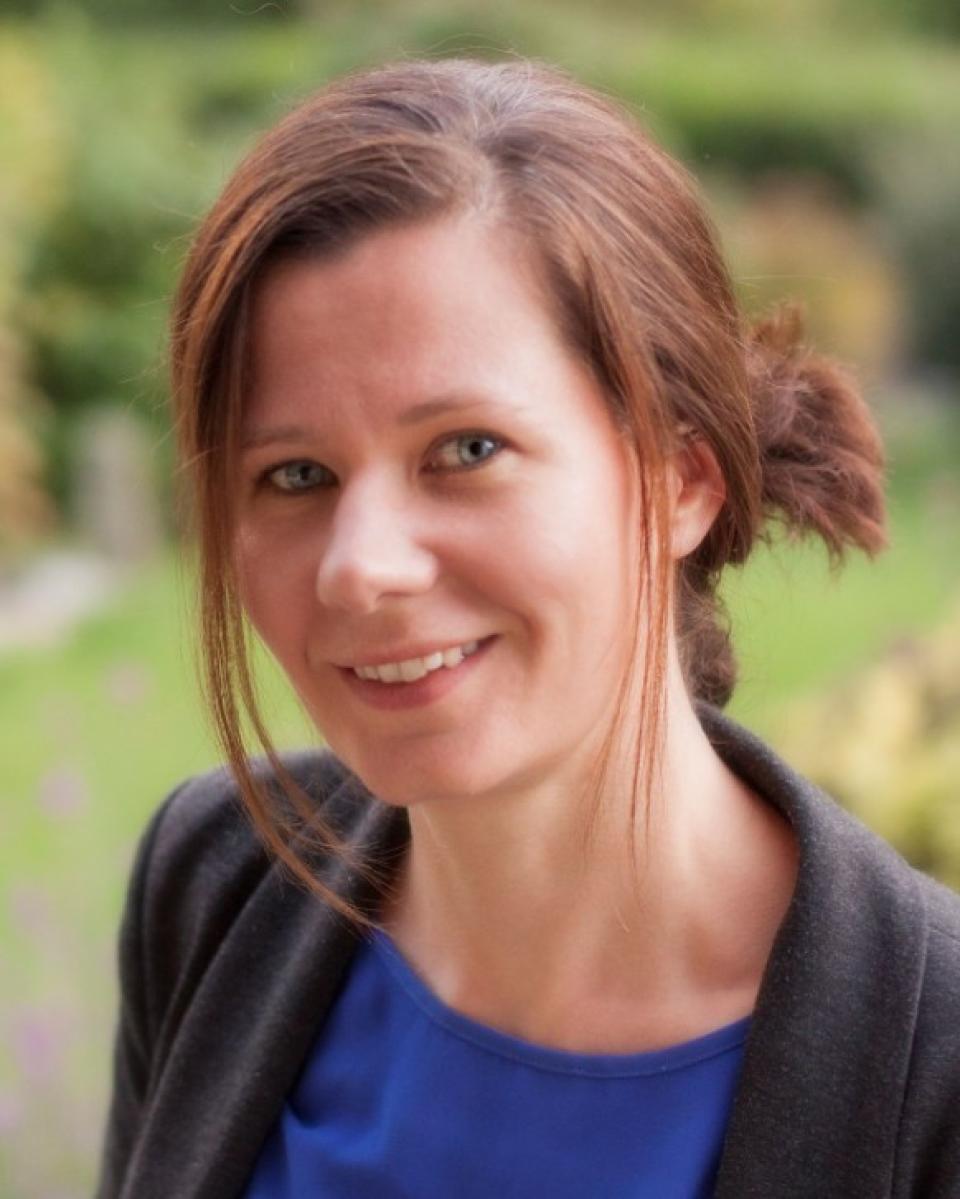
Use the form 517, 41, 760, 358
399, 658, 428, 682
352, 639, 485, 684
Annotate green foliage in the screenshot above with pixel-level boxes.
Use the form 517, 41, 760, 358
2, 2, 960, 540
774, 598, 960, 889
600, 29, 955, 200
864, 0, 960, 38
0, 327, 54, 547
871, 129, 960, 373
715, 176, 903, 376
3, 0, 303, 23
0, 28, 61, 546
14, 15, 339, 422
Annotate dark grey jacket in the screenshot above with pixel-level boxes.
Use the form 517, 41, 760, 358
97, 708, 960, 1198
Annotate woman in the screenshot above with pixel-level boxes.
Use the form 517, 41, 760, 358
98, 58, 960, 1198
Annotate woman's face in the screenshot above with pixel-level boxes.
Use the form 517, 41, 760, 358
237, 215, 643, 807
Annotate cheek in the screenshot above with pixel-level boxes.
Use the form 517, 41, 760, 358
546, 472, 635, 602
234, 523, 316, 658
488, 483, 635, 667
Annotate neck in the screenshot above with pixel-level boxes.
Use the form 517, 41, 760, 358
379, 657, 798, 1053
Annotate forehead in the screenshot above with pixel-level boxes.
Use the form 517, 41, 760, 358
242, 215, 584, 429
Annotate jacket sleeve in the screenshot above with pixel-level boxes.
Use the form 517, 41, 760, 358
95, 786, 186, 1199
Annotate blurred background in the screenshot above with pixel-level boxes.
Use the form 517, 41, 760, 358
1, 0, 959, 1193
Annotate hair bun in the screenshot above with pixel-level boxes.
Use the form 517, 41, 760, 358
746, 303, 887, 563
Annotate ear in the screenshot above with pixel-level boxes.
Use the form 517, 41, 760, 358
667, 437, 726, 561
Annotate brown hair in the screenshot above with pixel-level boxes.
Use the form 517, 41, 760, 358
170, 57, 886, 922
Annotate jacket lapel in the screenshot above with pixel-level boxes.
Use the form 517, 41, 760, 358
122, 781, 410, 1199
705, 708, 928, 1197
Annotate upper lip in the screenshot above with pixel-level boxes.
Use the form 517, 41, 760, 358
335, 636, 491, 670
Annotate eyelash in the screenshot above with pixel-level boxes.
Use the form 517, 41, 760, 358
258, 432, 506, 495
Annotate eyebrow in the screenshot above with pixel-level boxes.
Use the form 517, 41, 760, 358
240, 394, 513, 450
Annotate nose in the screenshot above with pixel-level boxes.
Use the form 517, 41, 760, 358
314, 477, 438, 614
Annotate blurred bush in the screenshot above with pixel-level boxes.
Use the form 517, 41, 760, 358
1, 0, 301, 21
865, 0, 960, 38
0, 326, 53, 551
715, 174, 903, 378
598, 26, 960, 375
1, 2, 958, 538
776, 596, 960, 889
600, 31, 955, 196
871, 129, 960, 376
0, 28, 61, 548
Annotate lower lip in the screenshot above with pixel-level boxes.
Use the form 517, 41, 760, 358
338, 637, 497, 711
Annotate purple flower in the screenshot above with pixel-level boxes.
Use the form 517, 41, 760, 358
7, 883, 53, 937
104, 661, 151, 707
11, 1009, 67, 1082
0, 1090, 22, 1135
37, 767, 90, 818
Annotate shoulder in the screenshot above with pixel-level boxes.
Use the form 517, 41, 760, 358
136, 749, 354, 909
147, 746, 360, 845
99, 750, 391, 1196
139, 748, 359, 889
122, 749, 374, 1036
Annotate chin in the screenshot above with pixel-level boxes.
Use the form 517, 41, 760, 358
332, 737, 510, 809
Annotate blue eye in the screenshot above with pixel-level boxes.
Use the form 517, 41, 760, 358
264, 460, 335, 493
431, 433, 503, 471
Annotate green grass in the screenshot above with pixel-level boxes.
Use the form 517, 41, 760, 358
0, 558, 314, 1197
0, 556, 317, 924
726, 487, 960, 733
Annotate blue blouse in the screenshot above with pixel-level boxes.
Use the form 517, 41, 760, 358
245, 929, 749, 1197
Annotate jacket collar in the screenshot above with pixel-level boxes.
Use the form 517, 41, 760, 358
127, 708, 927, 1198
702, 707, 926, 1196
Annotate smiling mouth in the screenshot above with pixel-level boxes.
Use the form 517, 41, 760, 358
350, 638, 488, 684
